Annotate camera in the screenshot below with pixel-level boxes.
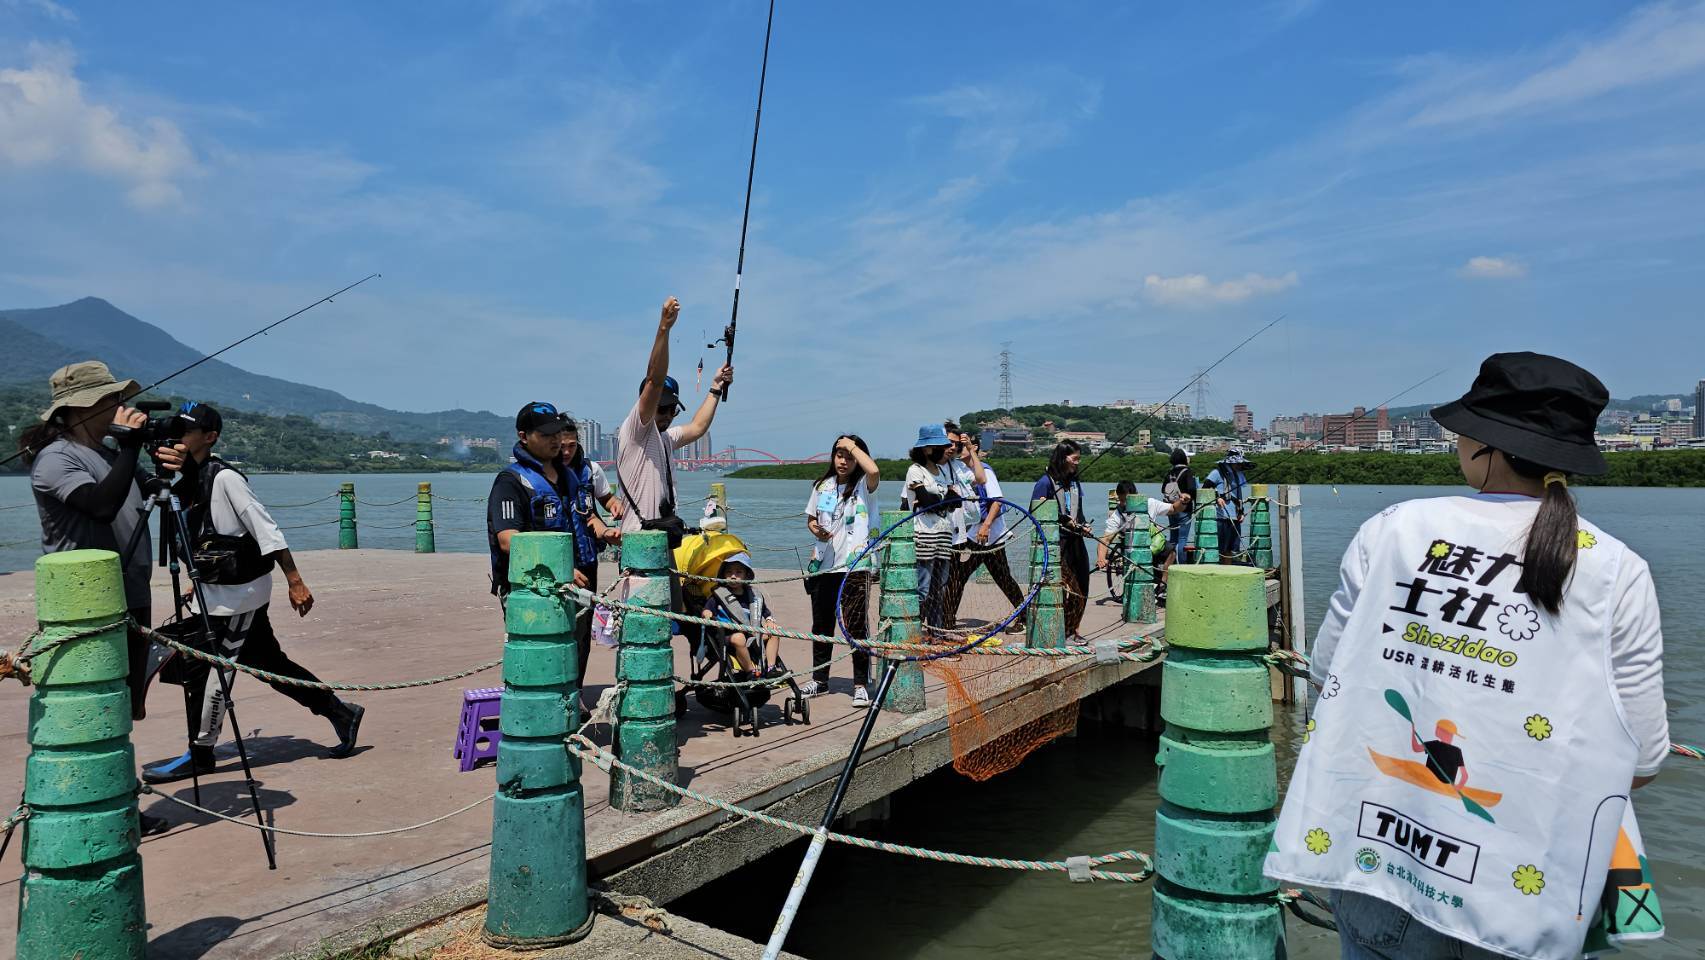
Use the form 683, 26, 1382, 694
108, 399, 185, 451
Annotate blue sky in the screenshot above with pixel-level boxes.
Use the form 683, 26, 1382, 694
3, 1, 1703, 456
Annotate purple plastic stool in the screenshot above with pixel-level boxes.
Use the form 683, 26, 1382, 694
452, 687, 503, 772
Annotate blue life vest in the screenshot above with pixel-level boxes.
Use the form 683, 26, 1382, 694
495, 443, 599, 573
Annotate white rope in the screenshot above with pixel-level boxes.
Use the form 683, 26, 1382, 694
140, 785, 492, 838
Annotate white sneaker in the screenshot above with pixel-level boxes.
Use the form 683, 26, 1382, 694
796, 680, 826, 698
851, 686, 872, 708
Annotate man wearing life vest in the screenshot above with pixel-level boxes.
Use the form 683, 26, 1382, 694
1266, 353, 1670, 960
487, 401, 620, 686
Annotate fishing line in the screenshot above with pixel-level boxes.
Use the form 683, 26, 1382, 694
1244, 367, 1449, 484
707, 0, 777, 403
1078, 313, 1286, 473
2, 273, 382, 470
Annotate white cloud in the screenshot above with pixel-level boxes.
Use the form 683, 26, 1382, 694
0, 44, 195, 207
908, 69, 1101, 187
4, 0, 77, 22
1143, 271, 1299, 306
1459, 256, 1526, 279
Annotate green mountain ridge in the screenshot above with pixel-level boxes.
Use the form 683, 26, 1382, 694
0, 297, 511, 442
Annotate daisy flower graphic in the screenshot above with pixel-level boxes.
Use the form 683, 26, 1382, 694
1305, 828, 1332, 855
1524, 715, 1553, 741
1512, 865, 1546, 895
1429, 540, 1452, 559
1577, 530, 1597, 550
1498, 603, 1541, 642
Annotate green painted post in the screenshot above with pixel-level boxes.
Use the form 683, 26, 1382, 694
18, 550, 146, 960
1151, 565, 1279, 960
610, 530, 680, 811
1192, 488, 1219, 565
415, 482, 436, 554
1027, 499, 1064, 648
1122, 494, 1157, 624
878, 509, 925, 713
1249, 483, 1274, 569
484, 532, 591, 947
338, 481, 358, 549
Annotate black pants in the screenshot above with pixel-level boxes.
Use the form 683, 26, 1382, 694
946, 544, 1027, 625
1218, 517, 1243, 560
127, 605, 152, 719
1061, 534, 1090, 635
807, 571, 870, 686
181, 604, 339, 747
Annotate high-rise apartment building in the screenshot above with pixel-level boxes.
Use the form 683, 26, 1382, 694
1321, 406, 1389, 448
1695, 379, 1705, 438
1232, 404, 1253, 435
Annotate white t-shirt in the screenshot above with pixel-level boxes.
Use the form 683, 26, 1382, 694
958, 463, 1010, 543
804, 478, 877, 571
1102, 510, 1140, 539
1309, 493, 1669, 776
191, 468, 290, 617
902, 462, 955, 537
1147, 497, 1172, 527
616, 398, 687, 533
588, 460, 612, 500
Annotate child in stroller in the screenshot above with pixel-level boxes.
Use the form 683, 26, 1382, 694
687, 553, 810, 736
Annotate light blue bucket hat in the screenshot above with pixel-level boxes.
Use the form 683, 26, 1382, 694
914, 423, 951, 448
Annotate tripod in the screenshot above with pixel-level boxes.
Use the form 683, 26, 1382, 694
125, 479, 277, 869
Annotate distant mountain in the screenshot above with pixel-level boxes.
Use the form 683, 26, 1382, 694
0, 297, 510, 442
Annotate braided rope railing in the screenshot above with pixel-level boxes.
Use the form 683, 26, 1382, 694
139, 784, 492, 837
264, 492, 341, 510
135, 623, 500, 691
558, 583, 1159, 660
565, 733, 1153, 882
0, 804, 29, 833
354, 495, 418, 507
1, 617, 132, 684
677, 644, 869, 689
277, 518, 342, 531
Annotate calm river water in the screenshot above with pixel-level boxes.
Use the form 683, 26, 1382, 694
1, 473, 1699, 957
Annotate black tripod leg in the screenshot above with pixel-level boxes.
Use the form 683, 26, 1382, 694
182, 676, 203, 808
214, 664, 276, 869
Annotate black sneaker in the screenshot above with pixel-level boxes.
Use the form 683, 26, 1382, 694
139, 812, 171, 837
142, 745, 216, 784
327, 701, 365, 759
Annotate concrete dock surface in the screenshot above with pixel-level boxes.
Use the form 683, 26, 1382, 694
0, 548, 1169, 959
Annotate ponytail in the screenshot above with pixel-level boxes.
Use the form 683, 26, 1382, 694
16, 421, 61, 466
1508, 454, 1577, 614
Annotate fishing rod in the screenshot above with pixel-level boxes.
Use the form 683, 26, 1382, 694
1242, 367, 1449, 483
1078, 312, 1286, 474
3, 273, 381, 470
706, 0, 777, 403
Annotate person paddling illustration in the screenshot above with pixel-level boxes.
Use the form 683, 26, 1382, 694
1414, 718, 1468, 789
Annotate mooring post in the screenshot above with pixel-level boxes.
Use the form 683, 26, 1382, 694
338, 481, 358, 549
1192, 488, 1219, 565
1122, 493, 1157, 624
416, 482, 436, 554
610, 530, 680, 811
878, 509, 925, 712
1027, 498, 1064, 648
1151, 565, 1280, 960
703, 481, 729, 532
17, 550, 147, 960
1251, 484, 1275, 570
484, 531, 591, 948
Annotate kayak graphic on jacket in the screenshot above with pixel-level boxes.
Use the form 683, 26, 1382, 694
1370, 690, 1502, 819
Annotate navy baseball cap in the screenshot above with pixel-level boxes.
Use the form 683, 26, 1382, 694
516, 401, 571, 435
640, 375, 686, 414
176, 401, 222, 434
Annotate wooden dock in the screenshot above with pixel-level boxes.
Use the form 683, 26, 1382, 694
0, 548, 1272, 959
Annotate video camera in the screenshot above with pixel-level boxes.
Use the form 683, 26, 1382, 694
108, 399, 186, 451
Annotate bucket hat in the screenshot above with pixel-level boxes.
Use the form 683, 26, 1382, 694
40, 361, 141, 421
914, 424, 950, 448
1430, 352, 1608, 476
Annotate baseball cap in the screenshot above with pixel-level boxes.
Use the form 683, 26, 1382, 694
176, 401, 223, 434
516, 401, 571, 435
640, 375, 687, 414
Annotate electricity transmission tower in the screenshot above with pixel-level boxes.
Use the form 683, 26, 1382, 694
998, 343, 1014, 410
1194, 370, 1211, 421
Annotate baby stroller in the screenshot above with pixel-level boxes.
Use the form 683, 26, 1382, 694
673, 533, 810, 737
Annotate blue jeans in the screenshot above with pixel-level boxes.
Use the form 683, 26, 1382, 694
917, 556, 952, 629
1332, 891, 1504, 960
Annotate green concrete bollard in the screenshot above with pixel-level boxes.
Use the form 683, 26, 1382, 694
1122, 493, 1158, 625
610, 530, 681, 811
1027, 499, 1064, 648
415, 482, 436, 554
878, 509, 926, 712
1249, 483, 1274, 569
338, 481, 358, 549
18, 550, 147, 960
485, 532, 591, 948
1192, 495, 1219, 565
1151, 564, 1279, 960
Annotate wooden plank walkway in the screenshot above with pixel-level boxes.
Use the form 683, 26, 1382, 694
0, 549, 1189, 959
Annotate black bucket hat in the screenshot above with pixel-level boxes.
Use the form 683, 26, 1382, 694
1430, 352, 1609, 476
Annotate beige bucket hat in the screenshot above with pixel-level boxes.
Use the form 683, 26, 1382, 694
40, 361, 142, 422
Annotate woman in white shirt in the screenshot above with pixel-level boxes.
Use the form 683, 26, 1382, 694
800, 434, 881, 706
1266, 353, 1669, 960
902, 424, 959, 632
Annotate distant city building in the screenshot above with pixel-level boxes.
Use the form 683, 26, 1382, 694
577, 418, 604, 460
679, 433, 715, 462
1232, 404, 1254, 435
1055, 430, 1112, 453
1269, 414, 1322, 437
1321, 406, 1389, 448
1664, 398, 1683, 413
979, 426, 1035, 454
1130, 401, 1192, 421
1661, 419, 1694, 442
1696, 380, 1705, 438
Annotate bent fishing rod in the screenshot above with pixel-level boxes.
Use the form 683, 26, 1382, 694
3, 273, 381, 470
1243, 367, 1449, 483
706, 0, 777, 403
1079, 312, 1286, 474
